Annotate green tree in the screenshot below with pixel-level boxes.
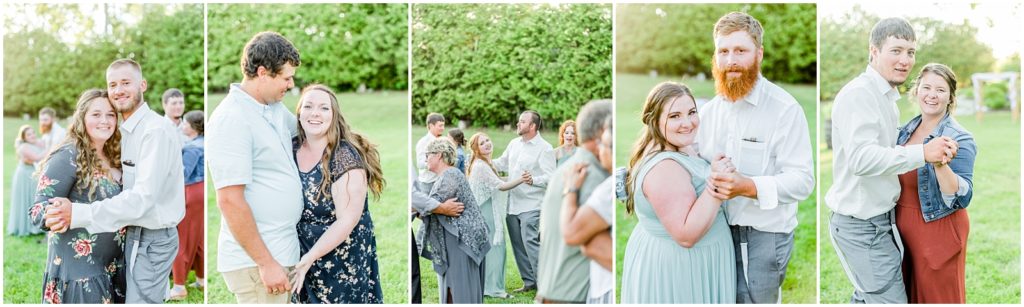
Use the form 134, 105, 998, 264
412, 4, 612, 127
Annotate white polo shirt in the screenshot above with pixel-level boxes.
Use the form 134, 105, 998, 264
208, 84, 303, 272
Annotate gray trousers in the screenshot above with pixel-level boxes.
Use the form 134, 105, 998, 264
506, 210, 540, 288
124, 226, 179, 303
829, 211, 907, 304
731, 226, 794, 304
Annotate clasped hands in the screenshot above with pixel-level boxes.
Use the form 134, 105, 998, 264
42, 197, 73, 233
705, 154, 753, 200
924, 136, 958, 167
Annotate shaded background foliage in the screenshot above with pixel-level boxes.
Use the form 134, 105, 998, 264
3, 4, 203, 117
820, 5, 1017, 106
207, 3, 408, 93
616, 3, 817, 85
412, 4, 612, 128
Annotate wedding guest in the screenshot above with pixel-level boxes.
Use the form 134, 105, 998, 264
8, 125, 46, 237
289, 84, 385, 303
895, 63, 976, 303
827, 18, 957, 304
207, 31, 302, 303
554, 120, 578, 166
536, 100, 611, 303
621, 82, 735, 303
417, 138, 490, 303
32, 89, 126, 303
169, 110, 206, 300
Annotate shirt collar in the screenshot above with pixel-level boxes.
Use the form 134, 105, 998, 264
121, 102, 152, 134
231, 83, 278, 115
520, 134, 542, 145
865, 65, 901, 102
738, 75, 766, 106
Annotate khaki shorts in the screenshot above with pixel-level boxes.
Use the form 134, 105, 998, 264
222, 266, 295, 304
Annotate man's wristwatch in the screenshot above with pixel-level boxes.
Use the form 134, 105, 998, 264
563, 187, 580, 196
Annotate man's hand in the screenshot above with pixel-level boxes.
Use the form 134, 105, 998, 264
257, 261, 291, 296
924, 136, 958, 164
710, 154, 736, 174
708, 171, 756, 200
43, 197, 72, 232
564, 162, 588, 192
522, 170, 534, 186
433, 198, 464, 217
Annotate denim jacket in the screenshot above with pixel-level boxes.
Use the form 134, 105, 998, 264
182, 135, 205, 185
897, 114, 976, 223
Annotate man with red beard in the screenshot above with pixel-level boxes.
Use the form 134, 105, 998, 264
696, 12, 814, 304
826, 18, 956, 304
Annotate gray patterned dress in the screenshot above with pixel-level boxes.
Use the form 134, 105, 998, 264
29, 144, 126, 304
417, 167, 490, 303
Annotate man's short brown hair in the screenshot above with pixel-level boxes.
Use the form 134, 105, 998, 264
241, 31, 301, 79
713, 12, 764, 48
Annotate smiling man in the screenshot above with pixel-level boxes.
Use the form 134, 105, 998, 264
44, 58, 186, 303
695, 12, 815, 304
207, 31, 303, 304
826, 17, 958, 304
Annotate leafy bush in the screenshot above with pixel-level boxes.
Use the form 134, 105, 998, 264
412, 4, 612, 128
207, 4, 408, 92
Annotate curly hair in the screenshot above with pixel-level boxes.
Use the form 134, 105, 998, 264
38, 89, 122, 198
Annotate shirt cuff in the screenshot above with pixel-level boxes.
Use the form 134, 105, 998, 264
70, 202, 93, 230
906, 143, 926, 167
750, 176, 778, 210
941, 176, 971, 208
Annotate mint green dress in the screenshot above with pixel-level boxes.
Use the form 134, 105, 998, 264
621, 151, 736, 303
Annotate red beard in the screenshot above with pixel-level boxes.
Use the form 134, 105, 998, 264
712, 57, 761, 102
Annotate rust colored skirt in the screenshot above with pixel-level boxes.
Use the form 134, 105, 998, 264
895, 171, 969, 304
173, 181, 205, 284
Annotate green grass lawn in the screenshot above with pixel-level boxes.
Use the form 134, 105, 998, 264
819, 99, 1021, 303
410, 123, 560, 304
614, 73, 818, 303
3, 116, 204, 304
205, 90, 409, 304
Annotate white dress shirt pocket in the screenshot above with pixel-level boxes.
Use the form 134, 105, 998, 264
738, 140, 767, 177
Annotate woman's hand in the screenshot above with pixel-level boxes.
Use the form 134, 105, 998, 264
289, 256, 315, 295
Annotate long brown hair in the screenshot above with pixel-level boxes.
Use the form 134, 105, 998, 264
466, 132, 498, 178
295, 84, 385, 200
38, 89, 122, 198
624, 82, 695, 214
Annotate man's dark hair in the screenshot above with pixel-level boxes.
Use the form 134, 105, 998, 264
162, 88, 184, 104
241, 31, 301, 79
523, 110, 542, 131
426, 112, 445, 126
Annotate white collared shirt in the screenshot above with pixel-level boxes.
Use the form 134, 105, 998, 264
493, 134, 555, 215
826, 66, 926, 219
697, 76, 815, 233
208, 84, 302, 272
415, 132, 439, 183
70, 102, 186, 233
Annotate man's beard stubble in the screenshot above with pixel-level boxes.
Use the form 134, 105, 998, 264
712, 57, 761, 102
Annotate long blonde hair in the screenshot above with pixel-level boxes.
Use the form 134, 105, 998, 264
295, 84, 385, 200
38, 89, 122, 198
625, 82, 695, 214
466, 132, 498, 178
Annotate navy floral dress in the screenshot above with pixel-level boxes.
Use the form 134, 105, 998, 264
30, 144, 126, 304
292, 139, 383, 304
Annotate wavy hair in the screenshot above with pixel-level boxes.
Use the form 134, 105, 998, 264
295, 84, 385, 200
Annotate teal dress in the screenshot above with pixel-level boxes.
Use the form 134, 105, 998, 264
7, 142, 44, 237
620, 152, 735, 303
555, 146, 576, 166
